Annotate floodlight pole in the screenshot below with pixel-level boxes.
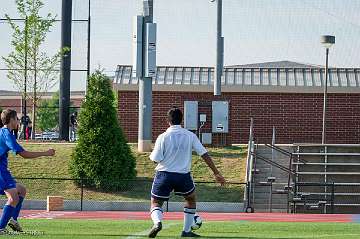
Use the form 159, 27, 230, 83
322, 48, 329, 144
59, 0, 72, 141
320, 35, 335, 144
214, 0, 223, 96
138, 0, 154, 152
23, 16, 28, 140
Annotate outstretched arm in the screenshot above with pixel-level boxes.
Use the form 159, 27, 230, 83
4, 130, 55, 159
18, 149, 55, 159
201, 153, 226, 186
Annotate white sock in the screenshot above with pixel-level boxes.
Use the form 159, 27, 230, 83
150, 207, 163, 224
183, 207, 196, 232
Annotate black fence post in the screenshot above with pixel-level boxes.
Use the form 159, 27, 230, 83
246, 182, 250, 207
331, 182, 335, 214
245, 182, 254, 213
269, 181, 273, 213
80, 178, 84, 211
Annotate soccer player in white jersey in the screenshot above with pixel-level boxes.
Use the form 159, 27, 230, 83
148, 107, 226, 238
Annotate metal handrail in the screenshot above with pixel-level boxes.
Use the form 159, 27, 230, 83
265, 144, 307, 164
251, 152, 296, 175
244, 118, 255, 213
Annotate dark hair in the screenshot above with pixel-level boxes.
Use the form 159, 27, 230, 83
0, 110, 3, 128
1, 109, 17, 125
167, 107, 183, 125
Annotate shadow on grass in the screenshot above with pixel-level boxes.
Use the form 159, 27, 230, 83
185, 237, 317, 239
42, 233, 306, 239
55, 234, 321, 239
40, 233, 344, 239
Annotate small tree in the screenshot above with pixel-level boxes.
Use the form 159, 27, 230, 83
2, 0, 69, 138
36, 92, 75, 131
69, 71, 136, 190
36, 92, 59, 131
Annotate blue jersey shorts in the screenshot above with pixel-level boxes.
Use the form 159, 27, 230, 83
0, 169, 16, 195
151, 171, 195, 200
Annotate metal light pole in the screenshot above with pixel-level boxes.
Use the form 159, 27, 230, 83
321, 35, 335, 144
86, 0, 91, 83
211, 0, 224, 96
59, 0, 72, 141
23, 16, 28, 140
138, 0, 154, 152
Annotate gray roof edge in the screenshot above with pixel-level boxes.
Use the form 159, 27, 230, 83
115, 64, 359, 70
226, 60, 325, 68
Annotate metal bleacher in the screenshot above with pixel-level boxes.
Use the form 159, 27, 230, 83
293, 144, 360, 214
244, 121, 360, 214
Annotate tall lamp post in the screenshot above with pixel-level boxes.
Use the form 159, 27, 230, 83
138, 0, 155, 152
210, 0, 224, 96
23, 16, 28, 140
321, 35, 335, 144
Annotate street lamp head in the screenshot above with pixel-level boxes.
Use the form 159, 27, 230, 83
210, 0, 216, 2
321, 35, 335, 49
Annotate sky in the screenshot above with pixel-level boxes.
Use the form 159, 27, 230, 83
1, 0, 360, 91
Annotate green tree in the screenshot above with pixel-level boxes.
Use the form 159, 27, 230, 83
2, 0, 69, 138
36, 92, 59, 131
69, 71, 136, 190
36, 102, 56, 132
36, 91, 76, 131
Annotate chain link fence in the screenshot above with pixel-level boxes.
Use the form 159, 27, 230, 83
0, 103, 81, 141
12, 177, 245, 212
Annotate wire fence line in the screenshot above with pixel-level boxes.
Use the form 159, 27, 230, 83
11, 177, 246, 211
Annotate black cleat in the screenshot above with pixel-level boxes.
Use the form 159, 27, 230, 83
0, 228, 8, 235
148, 222, 162, 238
8, 218, 23, 232
181, 231, 201, 237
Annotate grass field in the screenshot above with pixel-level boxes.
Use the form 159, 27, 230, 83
7, 143, 247, 202
7, 219, 360, 239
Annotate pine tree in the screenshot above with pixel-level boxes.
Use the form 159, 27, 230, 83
69, 71, 136, 190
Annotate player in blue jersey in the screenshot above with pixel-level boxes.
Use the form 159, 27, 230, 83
0, 109, 55, 234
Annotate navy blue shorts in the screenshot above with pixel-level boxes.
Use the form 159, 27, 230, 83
151, 171, 195, 200
0, 169, 16, 195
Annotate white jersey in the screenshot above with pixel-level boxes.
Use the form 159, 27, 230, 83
150, 125, 207, 173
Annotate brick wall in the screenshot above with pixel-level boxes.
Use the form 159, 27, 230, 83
118, 91, 360, 145
0, 98, 28, 112
0, 98, 83, 112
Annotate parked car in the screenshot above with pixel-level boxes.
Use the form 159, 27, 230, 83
35, 131, 59, 140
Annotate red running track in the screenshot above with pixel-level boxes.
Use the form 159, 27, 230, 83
19, 210, 354, 223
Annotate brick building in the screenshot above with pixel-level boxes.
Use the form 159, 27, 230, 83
113, 61, 360, 145
0, 90, 85, 114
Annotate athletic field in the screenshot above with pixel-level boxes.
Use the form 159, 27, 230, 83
6, 210, 360, 238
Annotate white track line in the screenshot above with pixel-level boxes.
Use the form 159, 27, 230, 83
21, 211, 76, 219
